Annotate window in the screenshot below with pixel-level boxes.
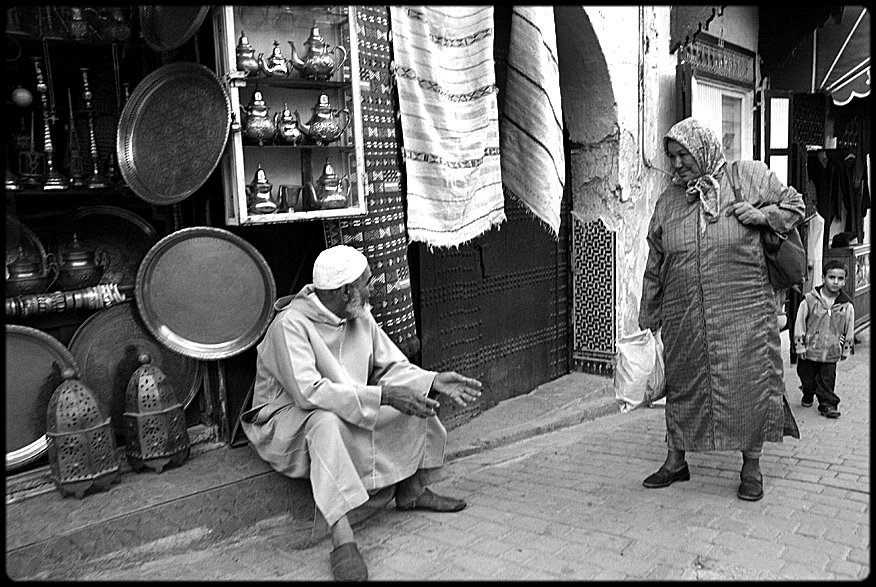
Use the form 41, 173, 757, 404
691, 76, 753, 161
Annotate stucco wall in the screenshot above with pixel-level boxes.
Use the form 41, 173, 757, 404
573, 6, 759, 339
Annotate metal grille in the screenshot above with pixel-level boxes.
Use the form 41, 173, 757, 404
572, 216, 616, 375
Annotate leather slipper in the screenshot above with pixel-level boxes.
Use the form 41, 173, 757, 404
396, 488, 467, 512
330, 542, 368, 582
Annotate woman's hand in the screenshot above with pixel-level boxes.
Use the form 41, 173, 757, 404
431, 372, 484, 408
725, 202, 768, 226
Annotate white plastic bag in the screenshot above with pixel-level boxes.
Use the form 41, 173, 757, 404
614, 328, 665, 413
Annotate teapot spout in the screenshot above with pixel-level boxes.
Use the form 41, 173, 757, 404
293, 109, 310, 135
287, 41, 305, 71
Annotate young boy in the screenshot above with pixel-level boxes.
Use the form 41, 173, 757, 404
793, 259, 856, 418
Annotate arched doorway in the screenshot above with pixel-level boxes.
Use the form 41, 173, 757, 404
411, 6, 618, 428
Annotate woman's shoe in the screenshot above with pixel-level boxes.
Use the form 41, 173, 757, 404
642, 462, 690, 488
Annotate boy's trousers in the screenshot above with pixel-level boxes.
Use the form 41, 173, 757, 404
797, 358, 840, 410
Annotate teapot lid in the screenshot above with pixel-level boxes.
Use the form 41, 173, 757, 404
237, 31, 252, 46
7, 246, 41, 271
318, 159, 337, 181
307, 25, 325, 45
249, 89, 266, 106
251, 164, 270, 185
62, 233, 94, 261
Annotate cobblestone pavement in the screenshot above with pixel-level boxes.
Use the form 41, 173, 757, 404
38, 328, 870, 580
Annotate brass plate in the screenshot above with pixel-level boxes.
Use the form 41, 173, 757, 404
116, 62, 231, 205
56, 205, 159, 289
139, 5, 211, 52
6, 214, 48, 271
69, 301, 202, 439
6, 325, 79, 472
136, 227, 277, 360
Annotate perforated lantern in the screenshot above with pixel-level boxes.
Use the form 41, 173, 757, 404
46, 368, 121, 498
123, 353, 191, 473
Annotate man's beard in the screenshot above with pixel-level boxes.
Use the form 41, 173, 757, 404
344, 287, 371, 319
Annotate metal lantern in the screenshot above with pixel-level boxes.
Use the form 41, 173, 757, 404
46, 368, 121, 499
123, 353, 191, 473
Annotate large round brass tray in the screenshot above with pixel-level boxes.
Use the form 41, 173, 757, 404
6, 325, 79, 472
69, 301, 202, 439
139, 5, 211, 52
116, 62, 231, 205
135, 227, 277, 360
6, 214, 48, 271
56, 205, 159, 289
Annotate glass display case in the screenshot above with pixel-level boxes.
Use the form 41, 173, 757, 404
212, 5, 365, 225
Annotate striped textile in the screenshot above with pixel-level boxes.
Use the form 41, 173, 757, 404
499, 6, 564, 237
390, 6, 506, 248
323, 5, 420, 358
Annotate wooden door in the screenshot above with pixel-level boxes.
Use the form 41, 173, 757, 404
411, 193, 571, 429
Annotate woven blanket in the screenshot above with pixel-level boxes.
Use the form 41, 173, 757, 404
323, 6, 420, 358
499, 6, 565, 237
390, 6, 506, 248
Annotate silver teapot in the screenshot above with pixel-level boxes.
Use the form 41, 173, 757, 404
273, 103, 303, 145
235, 31, 259, 76
295, 93, 350, 146
241, 89, 276, 146
259, 40, 291, 77
288, 26, 347, 81
245, 164, 278, 214
305, 159, 350, 210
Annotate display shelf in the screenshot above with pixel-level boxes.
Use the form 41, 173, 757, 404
212, 5, 365, 225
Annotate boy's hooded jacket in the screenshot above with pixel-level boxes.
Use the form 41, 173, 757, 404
794, 286, 856, 363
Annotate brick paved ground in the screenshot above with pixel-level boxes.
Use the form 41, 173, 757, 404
29, 327, 870, 580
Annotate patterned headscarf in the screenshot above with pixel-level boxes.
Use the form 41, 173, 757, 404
664, 117, 727, 223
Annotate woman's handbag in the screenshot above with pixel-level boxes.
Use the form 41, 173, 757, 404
614, 328, 665, 413
727, 161, 807, 290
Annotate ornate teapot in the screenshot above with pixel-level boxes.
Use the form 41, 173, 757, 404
305, 159, 351, 210
288, 26, 347, 81
235, 31, 259, 76
296, 93, 350, 146
53, 233, 106, 291
241, 89, 276, 146
273, 103, 303, 145
6, 247, 56, 297
259, 40, 291, 77
245, 164, 278, 214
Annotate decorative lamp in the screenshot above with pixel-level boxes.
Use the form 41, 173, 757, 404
46, 368, 121, 498
123, 353, 191, 473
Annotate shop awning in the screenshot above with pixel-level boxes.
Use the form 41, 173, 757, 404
765, 6, 870, 106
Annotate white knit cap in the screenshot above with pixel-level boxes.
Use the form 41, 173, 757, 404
312, 245, 369, 290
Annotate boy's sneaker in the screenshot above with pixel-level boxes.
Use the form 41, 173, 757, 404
801, 397, 813, 408
820, 406, 841, 418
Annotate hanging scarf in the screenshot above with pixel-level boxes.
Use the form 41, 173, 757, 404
664, 118, 727, 223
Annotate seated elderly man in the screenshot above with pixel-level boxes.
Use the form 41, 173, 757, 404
241, 245, 483, 581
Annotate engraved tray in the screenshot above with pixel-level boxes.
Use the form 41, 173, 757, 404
6, 214, 48, 272
139, 5, 211, 52
69, 301, 202, 439
116, 62, 231, 205
56, 205, 159, 289
136, 227, 277, 360
6, 325, 79, 472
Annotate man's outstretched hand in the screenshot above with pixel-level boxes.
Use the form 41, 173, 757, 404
381, 385, 440, 418
431, 371, 483, 408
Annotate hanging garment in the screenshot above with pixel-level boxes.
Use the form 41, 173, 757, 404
499, 6, 565, 237
390, 6, 506, 247
322, 6, 420, 358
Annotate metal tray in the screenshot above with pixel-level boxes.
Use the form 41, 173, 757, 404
135, 227, 277, 360
116, 62, 231, 205
6, 325, 79, 472
56, 205, 159, 289
139, 5, 211, 52
6, 214, 48, 271
69, 301, 202, 439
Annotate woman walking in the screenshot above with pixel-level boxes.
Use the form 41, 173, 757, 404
638, 117, 804, 501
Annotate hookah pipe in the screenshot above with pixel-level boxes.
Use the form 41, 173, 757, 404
80, 67, 111, 189
66, 87, 87, 188
32, 55, 68, 190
